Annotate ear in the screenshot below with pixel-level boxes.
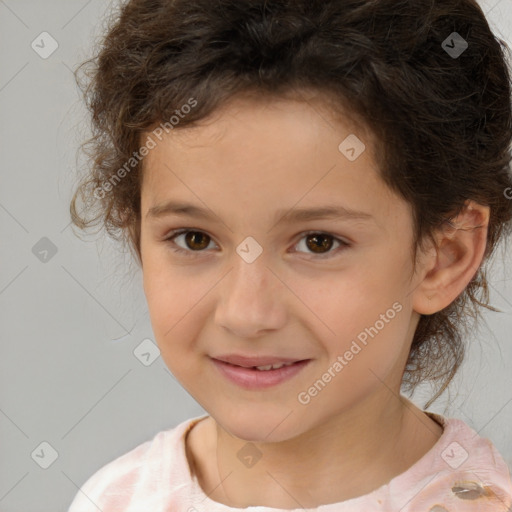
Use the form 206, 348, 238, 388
412, 200, 490, 315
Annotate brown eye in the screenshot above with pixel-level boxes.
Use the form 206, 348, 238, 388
164, 229, 215, 254
183, 231, 211, 250
305, 233, 334, 253
294, 231, 349, 259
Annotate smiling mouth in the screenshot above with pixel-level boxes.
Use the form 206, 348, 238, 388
211, 354, 310, 369
211, 358, 312, 389
223, 361, 301, 371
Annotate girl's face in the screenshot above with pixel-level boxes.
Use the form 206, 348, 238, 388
139, 95, 429, 442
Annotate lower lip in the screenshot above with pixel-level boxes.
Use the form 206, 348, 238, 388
211, 358, 311, 390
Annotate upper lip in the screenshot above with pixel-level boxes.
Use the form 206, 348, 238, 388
211, 354, 308, 368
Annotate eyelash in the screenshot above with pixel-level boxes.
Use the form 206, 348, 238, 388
162, 229, 351, 260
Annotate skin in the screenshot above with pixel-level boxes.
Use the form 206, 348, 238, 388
138, 92, 490, 509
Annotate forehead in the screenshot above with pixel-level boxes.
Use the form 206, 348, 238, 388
140, 95, 405, 229
146, 91, 373, 155
142, 94, 376, 182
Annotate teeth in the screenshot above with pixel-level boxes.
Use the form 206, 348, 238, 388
254, 362, 296, 371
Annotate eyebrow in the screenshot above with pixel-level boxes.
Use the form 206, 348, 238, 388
146, 200, 375, 225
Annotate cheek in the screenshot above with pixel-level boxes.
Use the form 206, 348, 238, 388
143, 269, 197, 377
305, 265, 407, 332
303, 270, 411, 374
142, 258, 210, 359
142, 259, 186, 336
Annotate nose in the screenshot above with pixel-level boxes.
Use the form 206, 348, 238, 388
214, 256, 287, 338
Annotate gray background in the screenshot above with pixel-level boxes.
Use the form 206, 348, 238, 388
0, 1, 511, 511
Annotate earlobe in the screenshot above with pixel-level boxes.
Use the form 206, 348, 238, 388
412, 200, 490, 316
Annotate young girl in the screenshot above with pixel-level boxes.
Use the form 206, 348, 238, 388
67, 0, 512, 510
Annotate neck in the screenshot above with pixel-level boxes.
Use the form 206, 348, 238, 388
187, 394, 444, 509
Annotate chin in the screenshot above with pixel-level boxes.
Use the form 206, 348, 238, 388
213, 407, 305, 444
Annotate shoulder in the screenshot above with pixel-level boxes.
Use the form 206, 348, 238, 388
67, 415, 207, 512
394, 413, 512, 511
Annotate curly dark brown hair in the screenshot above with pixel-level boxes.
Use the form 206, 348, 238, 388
70, 0, 512, 409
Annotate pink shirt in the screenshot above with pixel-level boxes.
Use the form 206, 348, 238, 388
67, 411, 512, 511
